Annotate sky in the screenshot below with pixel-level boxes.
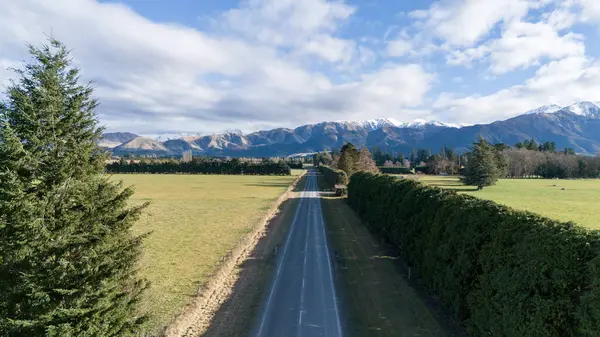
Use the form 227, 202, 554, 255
1, 0, 600, 135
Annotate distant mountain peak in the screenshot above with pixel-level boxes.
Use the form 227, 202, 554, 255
337, 117, 464, 130
221, 128, 244, 136
525, 104, 562, 115
563, 101, 600, 118
524, 102, 600, 119
396, 119, 464, 129
154, 132, 206, 142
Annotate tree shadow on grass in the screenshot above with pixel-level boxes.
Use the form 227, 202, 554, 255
446, 187, 480, 192
244, 183, 293, 188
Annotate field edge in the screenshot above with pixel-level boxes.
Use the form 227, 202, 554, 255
162, 171, 306, 336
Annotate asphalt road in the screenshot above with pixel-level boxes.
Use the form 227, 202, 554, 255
253, 171, 343, 337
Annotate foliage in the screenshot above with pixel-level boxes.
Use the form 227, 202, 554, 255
356, 148, 379, 173
0, 39, 147, 335
372, 147, 405, 166
462, 137, 500, 189
348, 172, 600, 336
106, 157, 291, 175
286, 160, 304, 169
313, 151, 333, 167
505, 148, 600, 178
319, 165, 348, 188
337, 143, 360, 176
378, 167, 412, 174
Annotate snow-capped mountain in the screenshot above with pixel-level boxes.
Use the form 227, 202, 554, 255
395, 119, 462, 129
561, 101, 600, 118
336, 118, 400, 131
102, 101, 600, 156
154, 132, 207, 142
339, 118, 463, 130
525, 104, 562, 115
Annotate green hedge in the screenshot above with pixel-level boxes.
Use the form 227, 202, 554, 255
378, 166, 411, 174
319, 165, 348, 189
106, 159, 291, 175
347, 172, 600, 336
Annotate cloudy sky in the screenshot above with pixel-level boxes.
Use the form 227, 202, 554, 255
1, 0, 600, 135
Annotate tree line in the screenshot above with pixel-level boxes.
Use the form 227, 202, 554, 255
348, 172, 600, 336
368, 138, 600, 190
460, 137, 600, 189
106, 157, 292, 175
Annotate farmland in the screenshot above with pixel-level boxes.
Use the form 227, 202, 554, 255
414, 175, 600, 230
110, 173, 300, 334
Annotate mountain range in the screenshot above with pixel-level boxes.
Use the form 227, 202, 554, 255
102, 101, 600, 157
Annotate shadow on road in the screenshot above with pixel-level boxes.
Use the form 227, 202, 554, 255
201, 175, 308, 337
321, 196, 467, 337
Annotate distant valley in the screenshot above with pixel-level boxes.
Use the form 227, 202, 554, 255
102, 102, 600, 157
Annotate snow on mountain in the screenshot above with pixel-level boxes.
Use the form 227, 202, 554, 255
337, 118, 400, 130
524, 102, 600, 119
562, 101, 600, 118
395, 119, 462, 129
525, 104, 562, 115
337, 118, 464, 130
153, 132, 207, 142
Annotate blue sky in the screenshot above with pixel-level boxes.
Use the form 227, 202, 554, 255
2, 0, 600, 135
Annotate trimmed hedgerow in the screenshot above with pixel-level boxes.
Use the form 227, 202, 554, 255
319, 165, 348, 189
378, 166, 412, 175
347, 171, 600, 336
106, 159, 291, 175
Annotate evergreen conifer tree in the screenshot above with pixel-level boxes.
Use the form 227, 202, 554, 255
0, 39, 148, 336
463, 136, 500, 190
337, 143, 359, 176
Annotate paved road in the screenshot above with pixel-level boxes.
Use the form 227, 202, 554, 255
253, 171, 343, 337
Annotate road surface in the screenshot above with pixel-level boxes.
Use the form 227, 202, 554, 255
253, 171, 343, 337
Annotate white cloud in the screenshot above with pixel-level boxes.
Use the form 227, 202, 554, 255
0, 0, 436, 134
3, 0, 600, 134
387, 38, 412, 57
299, 34, 356, 63
579, 0, 600, 23
446, 45, 490, 67
446, 18, 584, 75
408, 0, 536, 47
433, 55, 600, 123
487, 21, 584, 74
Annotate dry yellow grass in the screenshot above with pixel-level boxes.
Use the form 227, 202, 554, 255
110, 173, 300, 335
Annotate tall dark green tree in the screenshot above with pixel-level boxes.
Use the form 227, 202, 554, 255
0, 40, 148, 336
463, 136, 500, 190
337, 143, 360, 176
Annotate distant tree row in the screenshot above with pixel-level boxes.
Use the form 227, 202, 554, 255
505, 148, 600, 179
462, 137, 600, 189
367, 137, 600, 190
106, 157, 292, 175
515, 139, 577, 154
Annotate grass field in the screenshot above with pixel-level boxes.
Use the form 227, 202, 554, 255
110, 173, 300, 334
413, 176, 600, 230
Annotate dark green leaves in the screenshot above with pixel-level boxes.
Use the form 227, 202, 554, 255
347, 172, 600, 336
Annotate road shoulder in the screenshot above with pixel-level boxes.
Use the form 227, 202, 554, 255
165, 173, 307, 337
